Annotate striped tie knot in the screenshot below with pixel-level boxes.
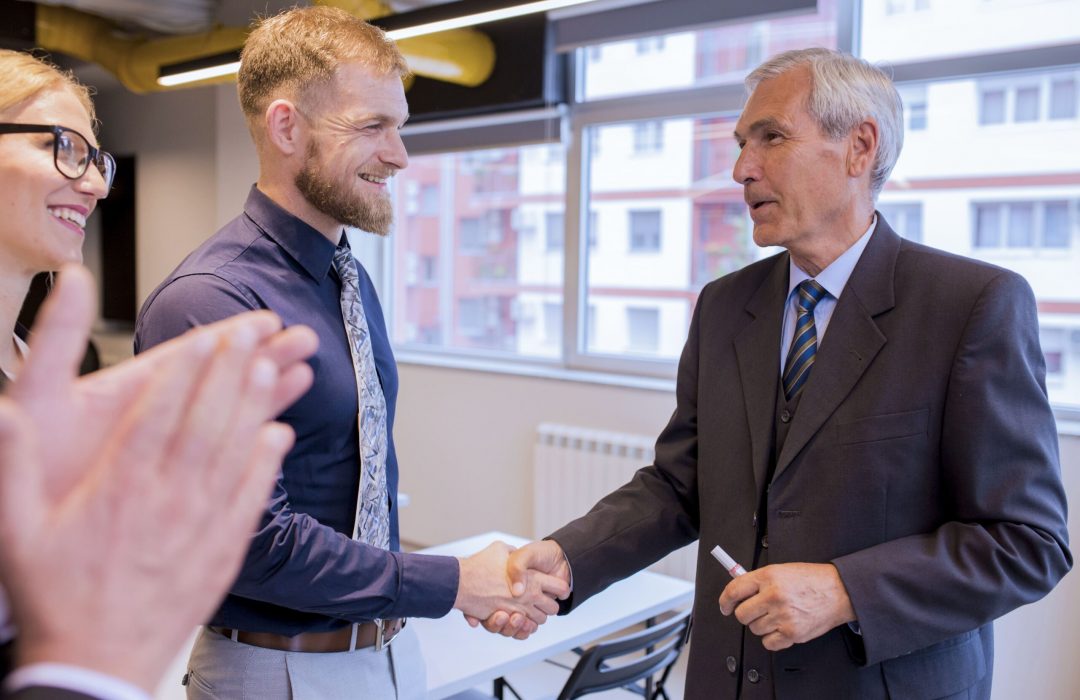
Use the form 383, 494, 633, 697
782, 279, 828, 401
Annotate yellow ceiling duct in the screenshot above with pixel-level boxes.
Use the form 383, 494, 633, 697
33, 1, 495, 94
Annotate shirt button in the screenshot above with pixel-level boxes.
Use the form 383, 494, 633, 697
752, 512, 758, 528
747, 668, 761, 683
726, 656, 738, 674
780, 409, 792, 423
761, 534, 769, 549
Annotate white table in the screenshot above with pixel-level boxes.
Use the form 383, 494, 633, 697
414, 531, 695, 699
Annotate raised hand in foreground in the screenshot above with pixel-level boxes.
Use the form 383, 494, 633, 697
0, 264, 318, 693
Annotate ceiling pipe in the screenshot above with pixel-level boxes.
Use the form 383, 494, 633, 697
34, 0, 496, 94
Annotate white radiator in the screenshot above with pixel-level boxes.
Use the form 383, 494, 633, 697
532, 423, 697, 581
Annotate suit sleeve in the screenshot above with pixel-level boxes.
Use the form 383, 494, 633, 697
5, 689, 102, 700
134, 274, 459, 622
550, 294, 703, 610
833, 270, 1072, 665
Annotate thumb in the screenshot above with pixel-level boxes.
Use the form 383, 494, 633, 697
507, 548, 531, 597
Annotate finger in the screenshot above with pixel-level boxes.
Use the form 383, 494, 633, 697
734, 597, 770, 627
719, 575, 759, 615
507, 547, 538, 597
464, 614, 480, 628
513, 619, 538, 640
761, 631, 793, 651
0, 400, 44, 537
532, 571, 570, 599
93, 331, 220, 488
12, 265, 95, 400
202, 357, 281, 498
269, 363, 314, 417
165, 324, 266, 479
257, 325, 319, 370
480, 610, 509, 634
225, 422, 294, 511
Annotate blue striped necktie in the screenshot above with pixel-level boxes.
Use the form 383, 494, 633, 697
782, 279, 828, 401
333, 244, 390, 550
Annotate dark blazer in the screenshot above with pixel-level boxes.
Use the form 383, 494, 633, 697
551, 219, 1071, 699
5, 689, 98, 699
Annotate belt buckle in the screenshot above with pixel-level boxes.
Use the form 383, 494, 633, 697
375, 618, 403, 651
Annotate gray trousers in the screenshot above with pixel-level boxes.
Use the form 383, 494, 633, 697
184, 625, 426, 699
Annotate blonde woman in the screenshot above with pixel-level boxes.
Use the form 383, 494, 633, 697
0, 49, 112, 383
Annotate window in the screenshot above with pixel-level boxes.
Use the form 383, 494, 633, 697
390, 144, 563, 359
384, 0, 1079, 410
972, 201, 1073, 250
980, 88, 1006, 125
632, 121, 664, 154
628, 210, 662, 252
1041, 328, 1065, 378
899, 85, 928, 131
877, 203, 923, 243
976, 74, 1080, 126
1050, 78, 1077, 120
1014, 85, 1040, 122
545, 212, 564, 252
626, 307, 660, 353
635, 37, 665, 55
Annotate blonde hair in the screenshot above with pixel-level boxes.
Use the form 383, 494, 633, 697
0, 49, 96, 125
238, 5, 408, 127
746, 48, 903, 199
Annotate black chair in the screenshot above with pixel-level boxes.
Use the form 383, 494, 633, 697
555, 609, 691, 700
449, 609, 691, 700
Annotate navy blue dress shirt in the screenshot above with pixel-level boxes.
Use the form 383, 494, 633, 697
134, 186, 459, 635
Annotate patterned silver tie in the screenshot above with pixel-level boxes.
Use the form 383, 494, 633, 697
333, 244, 390, 550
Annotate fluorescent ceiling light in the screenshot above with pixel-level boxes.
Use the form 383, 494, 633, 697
157, 0, 597, 87
158, 60, 241, 87
385, 0, 597, 40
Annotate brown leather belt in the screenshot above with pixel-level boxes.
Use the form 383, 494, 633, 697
211, 619, 404, 653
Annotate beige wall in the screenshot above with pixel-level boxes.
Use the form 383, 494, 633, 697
89, 80, 1080, 700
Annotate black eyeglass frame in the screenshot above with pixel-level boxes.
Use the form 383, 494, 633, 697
0, 123, 116, 190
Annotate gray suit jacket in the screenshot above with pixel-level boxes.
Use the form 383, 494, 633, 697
551, 218, 1071, 699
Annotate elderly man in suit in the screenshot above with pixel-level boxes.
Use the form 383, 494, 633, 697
482, 48, 1072, 699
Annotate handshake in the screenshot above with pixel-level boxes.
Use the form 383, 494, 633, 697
453, 540, 571, 640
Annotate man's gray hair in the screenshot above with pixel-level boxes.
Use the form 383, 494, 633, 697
746, 48, 903, 199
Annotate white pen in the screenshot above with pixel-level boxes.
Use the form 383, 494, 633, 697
711, 544, 747, 578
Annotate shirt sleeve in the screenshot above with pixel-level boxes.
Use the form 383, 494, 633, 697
134, 274, 460, 622
4, 664, 150, 700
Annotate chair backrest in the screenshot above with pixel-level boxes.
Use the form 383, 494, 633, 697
557, 609, 691, 700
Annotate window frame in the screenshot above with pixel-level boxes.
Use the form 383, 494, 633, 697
379, 0, 1080, 421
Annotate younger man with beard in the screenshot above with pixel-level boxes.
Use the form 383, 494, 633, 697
135, 7, 565, 699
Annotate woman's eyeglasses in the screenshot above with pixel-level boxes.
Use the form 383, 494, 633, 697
0, 123, 116, 191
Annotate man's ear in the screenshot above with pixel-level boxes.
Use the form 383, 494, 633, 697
847, 118, 879, 180
264, 99, 304, 157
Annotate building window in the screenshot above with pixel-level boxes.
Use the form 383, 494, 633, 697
545, 212, 564, 252
1050, 78, 1077, 120
626, 307, 660, 353
973, 201, 1073, 250
899, 84, 929, 131
543, 302, 561, 346
1041, 328, 1066, 378
635, 36, 665, 55
632, 121, 664, 154
1014, 85, 1041, 122
628, 210, 662, 252
979, 88, 1006, 125
877, 203, 923, 243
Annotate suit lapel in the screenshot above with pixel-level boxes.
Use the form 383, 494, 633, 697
734, 255, 789, 497
773, 220, 901, 481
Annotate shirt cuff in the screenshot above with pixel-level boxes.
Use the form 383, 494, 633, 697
5, 663, 152, 700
